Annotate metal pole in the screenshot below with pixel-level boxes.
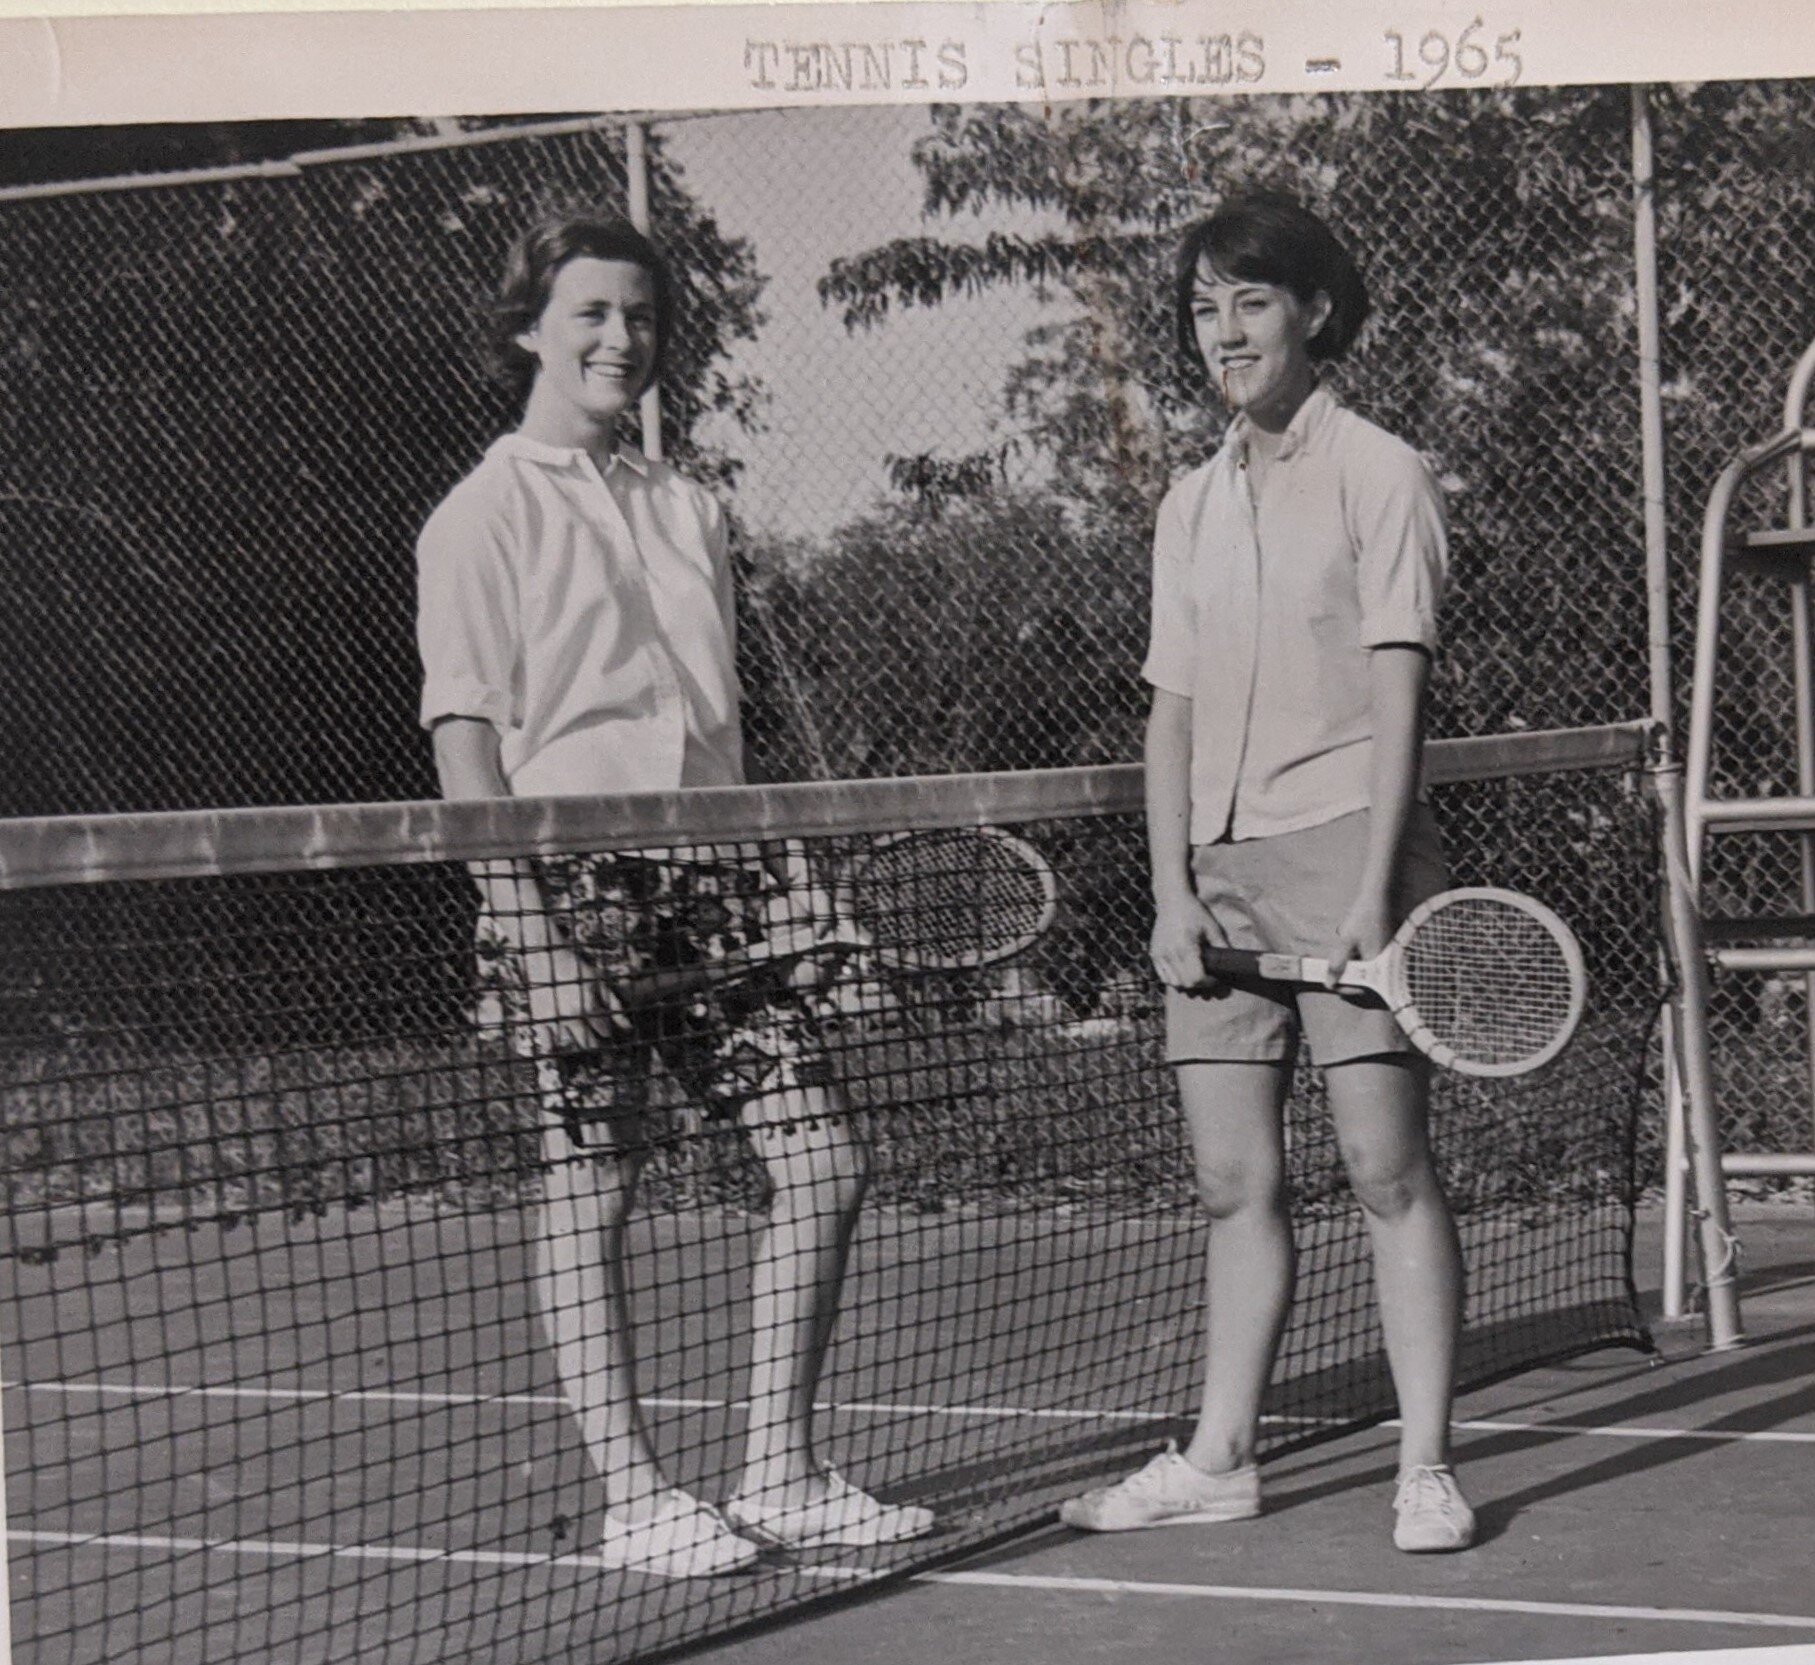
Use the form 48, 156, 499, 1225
1633, 86, 1674, 742
1631, 85, 1693, 1315
624, 119, 665, 463
1783, 339, 1815, 1171
1660, 1009, 1690, 1317
1651, 749, 1746, 1350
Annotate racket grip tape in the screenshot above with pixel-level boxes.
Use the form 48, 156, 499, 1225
1196, 946, 1308, 983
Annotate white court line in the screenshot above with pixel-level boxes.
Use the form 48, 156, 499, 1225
13, 1527, 877, 1584
15, 1530, 1815, 1633
1, 1379, 1169, 1424
8, 1380, 1814, 1444
913, 1571, 1815, 1633
1402, 1416, 1815, 1447
1469, 1648, 1815, 1664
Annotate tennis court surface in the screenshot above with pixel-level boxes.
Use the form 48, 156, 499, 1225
690, 1204, 1815, 1665
0, 727, 1745, 1665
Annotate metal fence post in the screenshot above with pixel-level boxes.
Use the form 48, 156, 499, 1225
1651, 743, 1747, 1350
626, 118, 664, 463
1632, 84, 1697, 1320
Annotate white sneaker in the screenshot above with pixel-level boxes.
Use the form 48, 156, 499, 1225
596, 1491, 763, 1578
1392, 1465, 1476, 1553
1059, 1443, 1261, 1532
725, 1469, 936, 1549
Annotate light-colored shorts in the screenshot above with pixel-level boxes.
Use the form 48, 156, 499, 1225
1165, 805, 1450, 1069
474, 852, 839, 1152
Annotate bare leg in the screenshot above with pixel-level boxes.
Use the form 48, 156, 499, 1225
533, 1119, 673, 1517
736, 1083, 868, 1505
1176, 1061, 1295, 1475
1327, 1056, 1464, 1472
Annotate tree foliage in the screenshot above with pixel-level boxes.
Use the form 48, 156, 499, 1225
805, 90, 1785, 755
740, 487, 1146, 781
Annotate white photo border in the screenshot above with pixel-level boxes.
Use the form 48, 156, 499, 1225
0, 0, 1813, 131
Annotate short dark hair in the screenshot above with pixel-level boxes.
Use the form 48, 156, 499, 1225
484, 210, 676, 403
1173, 193, 1369, 368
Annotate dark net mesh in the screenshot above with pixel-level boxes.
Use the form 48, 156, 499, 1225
1648, 81, 1815, 1166
5, 92, 1814, 1178
4, 739, 1654, 1664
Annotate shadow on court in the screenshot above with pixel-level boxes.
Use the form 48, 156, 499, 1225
0, 1185, 1648, 1665
693, 1202, 1815, 1665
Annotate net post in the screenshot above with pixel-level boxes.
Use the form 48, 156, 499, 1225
1633, 87, 1698, 1323
1648, 737, 1746, 1350
1659, 1010, 1693, 1319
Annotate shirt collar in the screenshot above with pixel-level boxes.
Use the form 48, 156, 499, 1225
1229, 382, 1335, 466
491, 432, 651, 476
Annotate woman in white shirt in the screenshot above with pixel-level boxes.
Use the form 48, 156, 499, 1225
1060, 194, 1473, 1553
418, 211, 932, 1578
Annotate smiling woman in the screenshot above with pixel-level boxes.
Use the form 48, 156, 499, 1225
1061, 193, 1474, 1558
412, 208, 934, 1578
516, 258, 660, 432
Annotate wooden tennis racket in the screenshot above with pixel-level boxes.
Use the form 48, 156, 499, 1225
616, 825, 1058, 1006
1195, 887, 1587, 1078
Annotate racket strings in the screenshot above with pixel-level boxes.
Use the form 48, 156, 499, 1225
1399, 901, 1579, 1067
845, 831, 1053, 967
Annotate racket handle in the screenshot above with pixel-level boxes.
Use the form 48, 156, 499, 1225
616, 948, 769, 1008
1196, 946, 1309, 984
615, 927, 859, 1009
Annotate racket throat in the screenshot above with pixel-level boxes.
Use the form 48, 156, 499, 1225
1298, 955, 1391, 999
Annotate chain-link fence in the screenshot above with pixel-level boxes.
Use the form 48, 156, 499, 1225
4, 88, 1815, 1171
1646, 82, 1815, 1168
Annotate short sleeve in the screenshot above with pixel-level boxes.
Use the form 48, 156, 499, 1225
1349, 442, 1448, 652
416, 489, 520, 732
1140, 484, 1198, 696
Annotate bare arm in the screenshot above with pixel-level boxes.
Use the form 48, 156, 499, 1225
432, 716, 612, 1044
738, 745, 810, 889
1326, 645, 1430, 975
737, 736, 849, 978
1145, 688, 1226, 988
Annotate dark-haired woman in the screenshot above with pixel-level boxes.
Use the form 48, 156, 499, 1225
416, 211, 932, 1578
1060, 195, 1473, 1553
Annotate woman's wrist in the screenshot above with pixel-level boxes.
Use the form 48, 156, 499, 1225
1152, 877, 1199, 909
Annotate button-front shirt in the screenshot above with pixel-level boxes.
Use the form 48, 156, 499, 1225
417, 435, 743, 798
1142, 386, 1448, 844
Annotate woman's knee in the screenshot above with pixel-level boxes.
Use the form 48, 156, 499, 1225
751, 1090, 870, 1214
1177, 1062, 1290, 1220
1327, 1057, 1438, 1220
1191, 1154, 1288, 1221
539, 1148, 643, 1242
1339, 1141, 1436, 1221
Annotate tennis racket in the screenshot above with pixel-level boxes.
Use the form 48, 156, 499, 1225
616, 825, 1059, 1007
1194, 887, 1587, 1078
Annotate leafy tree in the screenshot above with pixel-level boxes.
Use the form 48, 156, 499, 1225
814, 92, 1673, 745
742, 484, 1145, 780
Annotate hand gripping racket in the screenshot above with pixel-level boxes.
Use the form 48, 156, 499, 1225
1195, 887, 1587, 1078
617, 825, 1059, 1007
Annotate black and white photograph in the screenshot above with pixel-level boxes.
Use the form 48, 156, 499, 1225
1, 6, 1813, 1663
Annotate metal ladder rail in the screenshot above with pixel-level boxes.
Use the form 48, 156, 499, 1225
1664, 339, 1815, 1333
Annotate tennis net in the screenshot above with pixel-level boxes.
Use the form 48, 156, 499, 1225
1, 724, 1658, 1664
